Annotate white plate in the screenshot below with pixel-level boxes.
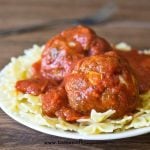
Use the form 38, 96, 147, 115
1, 103, 150, 140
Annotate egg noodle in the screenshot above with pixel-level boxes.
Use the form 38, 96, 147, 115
0, 44, 149, 135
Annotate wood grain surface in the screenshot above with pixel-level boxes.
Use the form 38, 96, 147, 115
0, 0, 150, 149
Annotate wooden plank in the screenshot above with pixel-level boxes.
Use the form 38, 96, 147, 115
0, 0, 150, 150
0, 0, 150, 30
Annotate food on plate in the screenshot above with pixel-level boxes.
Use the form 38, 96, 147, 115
65, 51, 139, 118
16, 25, 114, 122
0, 25, 150, 135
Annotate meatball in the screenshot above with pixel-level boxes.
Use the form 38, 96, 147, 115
41, 84, 84, 121
88, 37, 112, 55
41, 86, 68, 116
61, 25, 96, 50
65, 51, 139, 118
41, 35, 85, 82
61, 25, 111, 53
41, 25, 111, 82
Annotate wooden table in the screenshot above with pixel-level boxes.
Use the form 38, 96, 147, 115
0, 0, 150, 149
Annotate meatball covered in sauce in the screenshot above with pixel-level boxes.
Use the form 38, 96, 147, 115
65, 51, 139, 118
41, 85, 83, 122
41, 25, 111, 82
41, 86, 68, 117
41, 35, 84, 82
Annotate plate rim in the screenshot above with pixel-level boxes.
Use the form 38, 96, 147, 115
0, 103, 150, 140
